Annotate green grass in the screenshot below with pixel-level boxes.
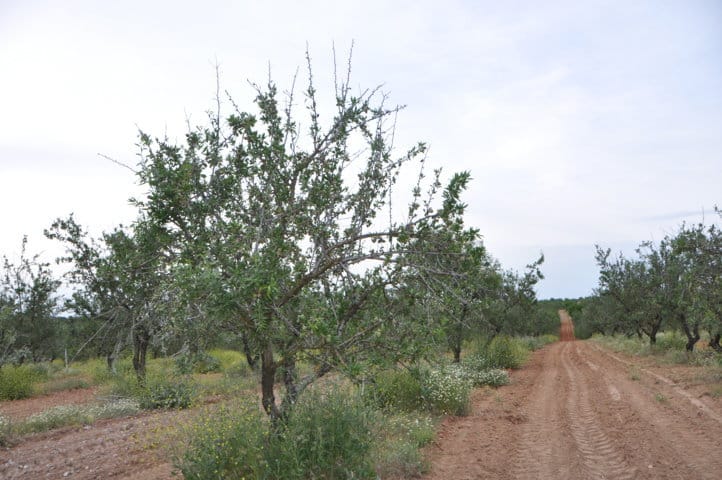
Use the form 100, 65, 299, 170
654, 392, 668, 404
592, 332, 721, 367
179, 387, 378, 480
0, 365, 43, 400
0, 399, 141, 443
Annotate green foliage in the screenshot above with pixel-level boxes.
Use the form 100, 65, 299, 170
38, 377, 90, 395
0, 365, 42, 400
373, 412, 435, 478
266, 388, 377, 479
178, 401, 266, 480
180, 388, 377, 480
138, 375, 197, 410
484, 335, 528, 369
208, 348, 246, 374
175, 350, 221, 374
368, 368, 424, 412
422, 366, 472, 415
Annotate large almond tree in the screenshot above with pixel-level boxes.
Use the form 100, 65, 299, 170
134, 53, 468, 419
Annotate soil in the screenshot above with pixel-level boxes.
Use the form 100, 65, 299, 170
423, 313, 722, 479
0, 388, 99, 422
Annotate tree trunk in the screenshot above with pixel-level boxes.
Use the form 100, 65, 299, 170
132, 326, 150, 383
709, 332, 722, 353
261, 344, 280, 421
679, 314, 699, 352
241, 333, 258, 369
452, 343, 461, 363
648, 317, 662, 345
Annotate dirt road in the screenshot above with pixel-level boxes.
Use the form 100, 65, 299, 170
424, 341, 722, 479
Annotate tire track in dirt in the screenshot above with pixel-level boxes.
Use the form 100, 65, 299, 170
561, 342, 635, 480
588, 342, 722, 424
425, 334, 722, 479
577, 342, 722, 478
512, 342, 571, 480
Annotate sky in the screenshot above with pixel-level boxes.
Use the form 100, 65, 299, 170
1, 0, 721, 299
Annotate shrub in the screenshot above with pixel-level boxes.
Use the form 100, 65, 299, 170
422, 366, 472, 416
267, 388, 377, 479
175, 351, 221, 375
485, 335, 527, 369
457, 356, 511, 387
473, 369, 510, 387
0, 365, 41, 400
138, 375, 196, 410
178, 402, 266, 480
180, 388, 377, 480
373, 412, 435, 478
462, 353, 492, 371
368, 368, 424, 411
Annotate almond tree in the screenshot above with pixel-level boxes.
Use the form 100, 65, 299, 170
0, 237, 59, 364
46, 216, 166, 380
134, 52, 467, 420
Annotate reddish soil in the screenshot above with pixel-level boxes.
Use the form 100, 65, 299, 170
423, 340, 722, 479
0, 388, 99, 422
0, 408, 184, 479
559, 309, 576, 341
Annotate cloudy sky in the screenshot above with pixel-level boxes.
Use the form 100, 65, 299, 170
1, 0, 720, 299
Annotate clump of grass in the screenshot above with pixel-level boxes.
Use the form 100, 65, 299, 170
654, 392, 668, 404
179, 387, 377, 480
106, 371, 197, 410
266, 388, 377, 479
13, 399, 140, 436
0, 365, 43, 400
484, 335, 528, 369
373, 412, 435, 478
139, 375, 197, 410
38, 377, 91, 395
368, 368, 424, 412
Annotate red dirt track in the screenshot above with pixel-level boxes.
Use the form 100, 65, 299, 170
423, 311, 722, 479
559, 309, 576, 341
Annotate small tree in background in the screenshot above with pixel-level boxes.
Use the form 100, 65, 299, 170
0, 237, 59, 364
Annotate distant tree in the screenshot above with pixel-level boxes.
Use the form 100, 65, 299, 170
486, 255, 545, 337
595, 246, 665, 344
46, 216, 166, 380
0, 237, 60, 363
